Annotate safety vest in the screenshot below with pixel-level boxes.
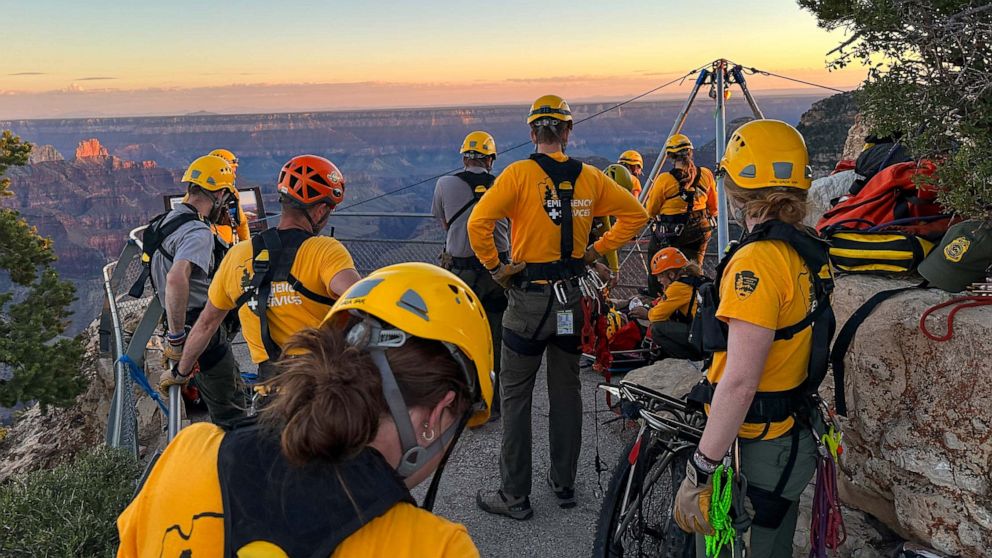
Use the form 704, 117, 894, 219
217, 424, 413, 557
234, 228, 336, 362
689, 220, 836, 424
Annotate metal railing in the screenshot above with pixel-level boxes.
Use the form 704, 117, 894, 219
100, 212, 652, 452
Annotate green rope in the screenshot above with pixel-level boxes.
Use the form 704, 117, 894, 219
705, 464, 735, 558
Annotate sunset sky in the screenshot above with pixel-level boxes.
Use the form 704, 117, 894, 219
0, 0, 865, 119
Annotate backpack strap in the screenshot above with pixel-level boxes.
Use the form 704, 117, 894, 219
529, 154, 583, 262
829, 281, 926, 415
444, 171, 495, 229
234, 228, 332, 361
128, 210, 201, 298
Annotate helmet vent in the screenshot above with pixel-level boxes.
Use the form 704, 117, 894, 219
343, 278, 383, 300
772, 162, 794, 179
739, 164, 757, 179
397, 289, 429, 321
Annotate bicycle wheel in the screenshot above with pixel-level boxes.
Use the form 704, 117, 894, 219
593, 433, 694, 557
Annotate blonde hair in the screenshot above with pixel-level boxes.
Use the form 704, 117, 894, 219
724, 179, 808, 226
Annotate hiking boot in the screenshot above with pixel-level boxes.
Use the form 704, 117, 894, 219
547, 470, 577, 509
476, 489, 533, 520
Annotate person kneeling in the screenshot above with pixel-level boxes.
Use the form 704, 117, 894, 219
118, 263, 492, 558
629, 247, 708, 361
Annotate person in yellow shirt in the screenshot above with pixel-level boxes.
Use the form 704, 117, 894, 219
617, 150, 644, 198
591, 163, 640, 277
645, 134, 719, 295
119, 263, 493, 558
469, 94, 648, 519
165, 155, 360, 394
628, 247, 707, 360
672, 120, 834, 558
208, 148, 251, 245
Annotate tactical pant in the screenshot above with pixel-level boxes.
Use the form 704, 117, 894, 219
500, 283, 583, 497
649, 321, 702, 361
451, 266, 507, 415
193, 344, 243, 429
695, 427, 818, 558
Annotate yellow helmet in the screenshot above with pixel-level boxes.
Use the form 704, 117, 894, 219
527, 94, 573, 125
181, 155, 236, 193
460, 131, 497, 159
617, 150, 643, 167
603, 164, 635, 193
208, 148, 238, 168
719, 119, 812, 190
665, 134, 693, 155
326, 263, 493, 459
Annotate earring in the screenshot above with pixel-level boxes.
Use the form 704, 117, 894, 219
422, 428, 436, 442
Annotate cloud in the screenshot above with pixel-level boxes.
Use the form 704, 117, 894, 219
75, 76, 116, 81
8, 72, 46, 76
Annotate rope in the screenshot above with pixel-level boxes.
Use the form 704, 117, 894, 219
735, 65, 851, 94
118, 355, 169, 416
919, 296, 992, 341
809, 451, 846, 556
706, 464, 736, 558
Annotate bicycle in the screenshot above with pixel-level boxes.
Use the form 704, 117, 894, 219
593, 379, 706, 558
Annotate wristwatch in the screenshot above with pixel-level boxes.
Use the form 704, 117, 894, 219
687, 448, 721, 486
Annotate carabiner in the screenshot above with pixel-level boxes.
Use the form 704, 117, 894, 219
553, 280, 569, 305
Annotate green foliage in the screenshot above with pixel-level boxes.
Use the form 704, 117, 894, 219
0, 447, 140, 557
799, 0, 992, 219
0, 130, 86, 408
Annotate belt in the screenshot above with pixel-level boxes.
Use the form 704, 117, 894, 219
514, 258, 586, 284
450, 251, 509, 271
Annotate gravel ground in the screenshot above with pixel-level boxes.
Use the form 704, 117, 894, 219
414, 359, 638, 558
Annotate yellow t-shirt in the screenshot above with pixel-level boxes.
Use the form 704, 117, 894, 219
467, 152, 648, 269
631, 175, 642, 199
116, 423, 480, 558
647, 280, 695, 323
706, 239, 815, 440
213, 203, 251, 245
208, 233, 356, 362
646, 167, 717, 217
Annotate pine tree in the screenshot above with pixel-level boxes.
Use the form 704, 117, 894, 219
800, 0, 992, 219
0, 130, 85, 408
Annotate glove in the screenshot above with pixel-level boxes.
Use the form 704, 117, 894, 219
583, 245, 601, 265
158, 361, 196, 396
489, 261, 526, 289
673, 452, 717, 535
161, 329, 187, 366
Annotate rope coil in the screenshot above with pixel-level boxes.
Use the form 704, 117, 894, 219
706, 464, 736, 558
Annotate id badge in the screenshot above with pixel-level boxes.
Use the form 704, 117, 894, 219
556, 311, 574, 336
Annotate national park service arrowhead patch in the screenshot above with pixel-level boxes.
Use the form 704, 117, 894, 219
541, 178, 564, 226
734, 270, 759, 300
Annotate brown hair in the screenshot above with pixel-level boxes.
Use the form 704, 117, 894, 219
260, 320, 471, 465
724, 179, 808, 226
680, 262, 704, 277
531, 120, 572, 146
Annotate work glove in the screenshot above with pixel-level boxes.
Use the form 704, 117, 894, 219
158, 361, 197, 396
489, 261, 526, 290
161, 328, 187, 367
583, 245, 601, 265
673, 452, 717, 535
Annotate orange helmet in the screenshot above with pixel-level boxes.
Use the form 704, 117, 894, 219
277, 155, 346, 207
651, 247, 689, 275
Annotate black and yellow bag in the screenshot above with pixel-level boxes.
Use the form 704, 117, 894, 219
826, 230, 935, 274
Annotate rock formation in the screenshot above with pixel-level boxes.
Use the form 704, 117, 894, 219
74, 138, 109, 160
27, 144, 64, 164
796, 91, 859, 177
805, 170, 855, 228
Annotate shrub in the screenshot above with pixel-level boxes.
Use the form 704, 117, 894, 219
0, 447, 140, 557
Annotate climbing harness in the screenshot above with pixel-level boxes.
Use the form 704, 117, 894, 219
706, 464, 736, 557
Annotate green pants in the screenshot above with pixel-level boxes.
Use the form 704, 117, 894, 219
451, 266, 506, 414
193, 345, 243, 429
695, 428, 817, 558
499, 284, 583, 497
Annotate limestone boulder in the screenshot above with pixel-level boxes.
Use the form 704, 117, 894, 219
829, 275, 992, 557
805, 170, 855, 228
621, 358, 704, 399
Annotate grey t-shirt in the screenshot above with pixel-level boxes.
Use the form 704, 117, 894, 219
432, 167, 510, 258
150, 204, 216, 314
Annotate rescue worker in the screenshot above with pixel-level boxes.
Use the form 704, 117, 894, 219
628, 247, 707, 360
165, 155, 360, 391
593, 164, 639, 278
673, 120, 830, 558
119, 263, 493, 558
432, 130, 509, 421
645, 134, 719, 295
617, 150, 644, 198
155, 155, 242, 427
208, 148, 251, 244
470, 94, 648, 519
